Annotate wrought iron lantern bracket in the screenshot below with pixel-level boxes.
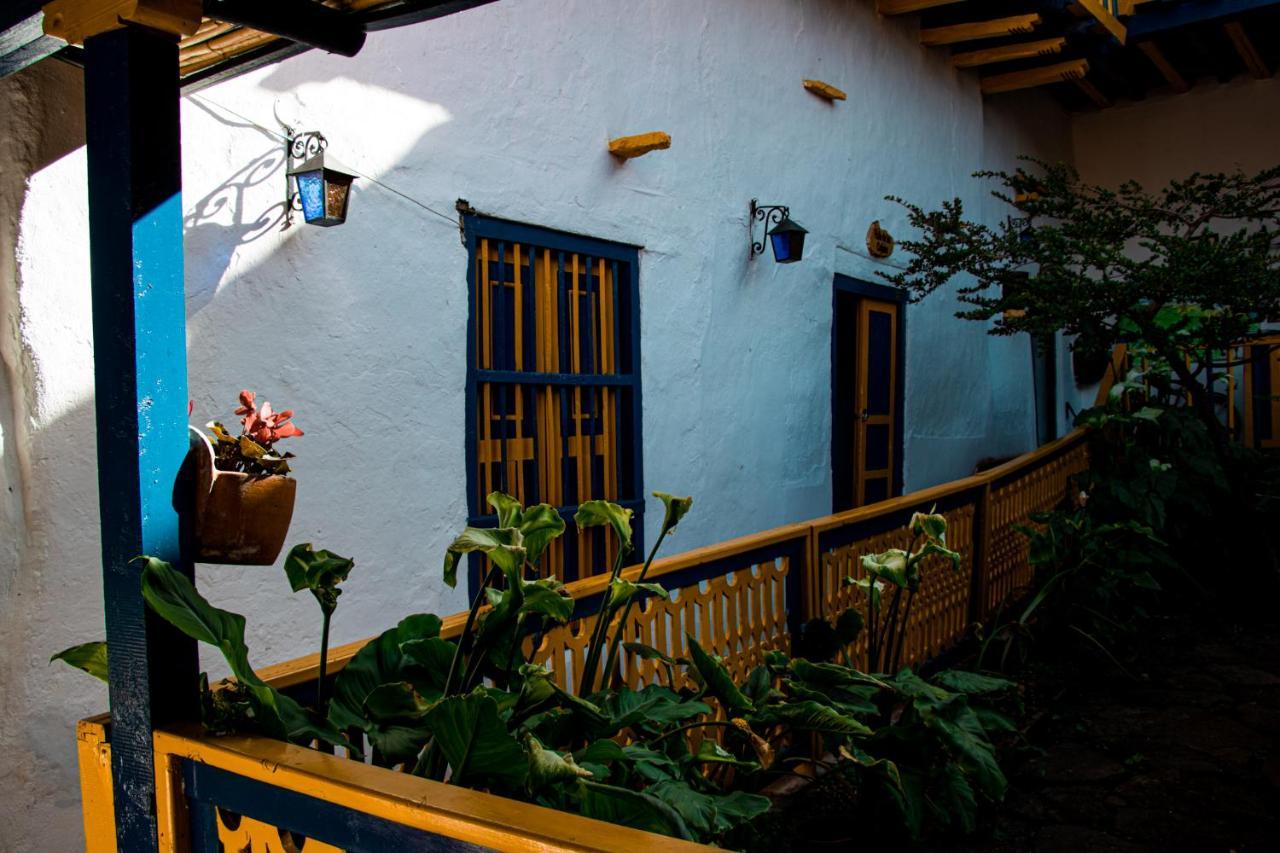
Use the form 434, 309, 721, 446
284, 130, 328, 228
750, 199, 791, 259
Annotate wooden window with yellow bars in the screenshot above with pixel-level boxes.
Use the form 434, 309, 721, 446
464, 216, 643, 592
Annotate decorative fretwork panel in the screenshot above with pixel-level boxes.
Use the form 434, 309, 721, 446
819, 503, 976, 670
216, 809, 343, 853
467, 224, 642, 589
985, 442, 1090, 613
524, 556, 793, 694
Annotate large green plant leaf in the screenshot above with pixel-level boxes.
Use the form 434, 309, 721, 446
685, 636, 753, 715
574, 501, 634, 556
931, 670, 1015, 696
283, 544, 355, 613
51, 641, 108, 682
139, 558, 346, 748
575, 780, 692, 840
923, 704, 1007, 800
752, 700, 873, 737
328, 614, 445, 731
423, 691, 528, 790
598, 684, 711, 734
442, 527, 525, 588
361, 681, 435, 765
606, 578, 668, 609
514, 503, 567, 567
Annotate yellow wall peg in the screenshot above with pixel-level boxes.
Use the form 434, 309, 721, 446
803, 79, 847, 102
607, 132, 671, 160
43, 0, 203, 45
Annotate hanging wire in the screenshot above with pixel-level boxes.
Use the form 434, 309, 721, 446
188, 94, 461, 229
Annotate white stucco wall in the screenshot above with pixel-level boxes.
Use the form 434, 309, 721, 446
0, 2, 1076, 849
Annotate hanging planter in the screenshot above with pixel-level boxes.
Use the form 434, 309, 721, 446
191, 391, 303, 565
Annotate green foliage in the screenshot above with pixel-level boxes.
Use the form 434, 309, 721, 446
51, 641, 108, 682
283, 544, 354, 615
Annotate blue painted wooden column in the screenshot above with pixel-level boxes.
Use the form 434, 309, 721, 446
83, 23, 199, 853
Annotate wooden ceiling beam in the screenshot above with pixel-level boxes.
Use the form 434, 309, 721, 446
980, 57, 1090, 94
951, 37, 1066, 69
1075, 77, 1113, 108
1135, 39, 1190, 92
921, 14, 1041, 47
1223, 20, 1273, 79
876, 0, 965, 14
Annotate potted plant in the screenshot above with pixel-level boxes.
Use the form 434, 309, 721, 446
191, 390, 303, 565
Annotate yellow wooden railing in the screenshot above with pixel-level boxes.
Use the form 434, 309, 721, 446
79, 369, 1118, 850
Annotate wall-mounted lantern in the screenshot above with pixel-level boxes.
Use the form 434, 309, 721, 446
750, 199, 808, 264
286, 131, 356, 228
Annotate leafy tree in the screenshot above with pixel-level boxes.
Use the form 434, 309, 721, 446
881, 158, 1280, 450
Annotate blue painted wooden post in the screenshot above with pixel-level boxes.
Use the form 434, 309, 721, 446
84, 24, 199, 852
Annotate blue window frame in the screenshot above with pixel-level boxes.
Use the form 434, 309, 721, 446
464, 215, 644, 593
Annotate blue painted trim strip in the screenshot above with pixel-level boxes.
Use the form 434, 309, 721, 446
181, 760, 487, 853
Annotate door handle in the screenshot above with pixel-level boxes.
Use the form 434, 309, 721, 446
860, 408, 869, 423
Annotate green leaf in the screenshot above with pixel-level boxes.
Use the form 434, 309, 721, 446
487, 491, 524, 528
527, 737, 593, 790
606, 578, 668, 609
283, 543, 355, 614
909, 510, 948, 544
648, 780, 718, 836
442, 527, 525, 589
752, 700, 874, 736
361, 681, 435, 765
515, 503, 567, 567
574, 501, 634, 556
654, 492, 693, 537
940, 763, 979, 833
861, 549, 911, 588
51, 641, 108, 682
685, 635, 753, 715
328, 614, 445, 732
516, 664, 608, 725
139, 557, 346, 749
930, 670, 1016, 696
924, 705, 1007, 800
518, 577, 575, 624
577, 739, 627, 764
619, 743, 680, 782
709, 790, 772, 834
693, 739, 759, 771
576, 780, 692, 840
598, 684, 710, 733
423, 691, 529, 790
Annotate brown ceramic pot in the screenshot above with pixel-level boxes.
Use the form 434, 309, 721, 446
191, 428, 297, 565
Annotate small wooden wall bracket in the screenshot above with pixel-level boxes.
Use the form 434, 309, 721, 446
803, 79, 847, 102
866, 220, 895, 259
43, 0, 203, 45
608, 132, 671, 160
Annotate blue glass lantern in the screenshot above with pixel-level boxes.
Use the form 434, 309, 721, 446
287, 153, 356, 227
768, 216, 808, 264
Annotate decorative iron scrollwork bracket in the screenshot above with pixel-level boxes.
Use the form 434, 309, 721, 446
750, 199, 790, 259
283, 130, 328, 228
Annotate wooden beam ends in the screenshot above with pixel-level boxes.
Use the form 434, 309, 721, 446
921, 14, 1041, 47
44, 0, 202, 45
803, 79, 847, 101
951, 37, 1067, 69
608, 132, 671, 160
980, 57, 1090, 95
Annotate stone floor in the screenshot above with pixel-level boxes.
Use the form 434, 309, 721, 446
960, 617, 1280, 853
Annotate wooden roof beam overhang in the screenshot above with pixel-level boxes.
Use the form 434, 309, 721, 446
0, 12, 66, 77
1136, 38, 1191, 91
921, 13, 1043, 47
1223, 19, 1274, 77
876, 0, 965, 15
980, 56, 1091, 93
950, 36, 1068, 68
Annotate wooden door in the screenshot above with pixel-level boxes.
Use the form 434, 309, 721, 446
833, 289, 901, 511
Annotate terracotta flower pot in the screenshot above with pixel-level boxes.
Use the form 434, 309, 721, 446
191, 428, 297, 565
